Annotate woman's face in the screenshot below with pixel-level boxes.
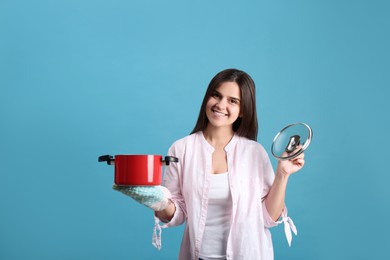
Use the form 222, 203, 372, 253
205, 81, 242, 131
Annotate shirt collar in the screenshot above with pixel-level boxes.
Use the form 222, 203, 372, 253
197, 131, 239, 153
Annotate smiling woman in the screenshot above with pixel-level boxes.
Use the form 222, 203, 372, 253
192, 69, 258, 141
1, 0, 389, 258
115, 68, 305, 259
205, 81, 242, 131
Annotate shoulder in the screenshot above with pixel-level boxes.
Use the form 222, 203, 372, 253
236, 136, 268, 157
168, 132, 201, 153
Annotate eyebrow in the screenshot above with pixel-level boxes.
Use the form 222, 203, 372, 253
214, 90, 241, 102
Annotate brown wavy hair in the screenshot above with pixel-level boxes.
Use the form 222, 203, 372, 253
191, 68, 258, 141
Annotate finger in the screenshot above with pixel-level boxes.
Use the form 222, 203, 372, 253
284, 146, 304, 157
294, 158, 305, 167
290, 145, 303, 153
294, 153, 305, 160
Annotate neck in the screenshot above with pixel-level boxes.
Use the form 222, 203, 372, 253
203, 125, 234, 148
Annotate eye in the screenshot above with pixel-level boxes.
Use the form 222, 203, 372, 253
229, 98, 239, 105
211, 92, 220, 98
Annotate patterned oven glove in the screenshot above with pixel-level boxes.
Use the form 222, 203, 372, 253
112, 185, 172, 211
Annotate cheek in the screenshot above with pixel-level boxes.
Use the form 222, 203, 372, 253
204, 100, 213, 115
206, 98, 215, 108
231, 106, 241, 116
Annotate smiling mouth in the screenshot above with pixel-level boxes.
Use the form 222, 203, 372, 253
212, 109, 228, 116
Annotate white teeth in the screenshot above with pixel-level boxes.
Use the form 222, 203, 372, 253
212, 109, 227, 116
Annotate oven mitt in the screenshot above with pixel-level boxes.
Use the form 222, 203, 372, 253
112, 185, 172, 212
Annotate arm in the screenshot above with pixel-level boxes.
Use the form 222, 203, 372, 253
264, 152, 305, 221
154, 144, 187, 226
155, 201, 176, 222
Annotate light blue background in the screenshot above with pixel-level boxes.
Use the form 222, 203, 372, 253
1, 0, 389, 259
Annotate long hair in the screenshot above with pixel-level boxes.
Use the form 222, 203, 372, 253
191, 68, 258, 141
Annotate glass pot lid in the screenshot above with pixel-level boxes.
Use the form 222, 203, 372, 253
271, 122, 313, 160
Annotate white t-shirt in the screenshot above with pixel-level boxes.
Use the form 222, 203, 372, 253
199, 172, 232, 260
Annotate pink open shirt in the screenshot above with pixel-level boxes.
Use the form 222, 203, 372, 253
153, 132, 296, 260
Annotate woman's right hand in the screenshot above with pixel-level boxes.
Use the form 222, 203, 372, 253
112, 185, 172, 212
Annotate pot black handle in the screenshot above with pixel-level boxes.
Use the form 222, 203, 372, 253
162, 156, 179, 166
98, 155, 115, 165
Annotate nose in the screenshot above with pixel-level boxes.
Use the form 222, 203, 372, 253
215, 97, 228, 108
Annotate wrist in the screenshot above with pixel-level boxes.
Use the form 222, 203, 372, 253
275, 168, 290, 180
155, 200, 175, 222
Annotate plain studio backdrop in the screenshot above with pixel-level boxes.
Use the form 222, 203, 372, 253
1, 0, 389, 259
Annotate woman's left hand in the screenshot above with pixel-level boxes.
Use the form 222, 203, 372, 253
277, 151, 305, 177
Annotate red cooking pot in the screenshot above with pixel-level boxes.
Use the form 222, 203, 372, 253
98, 154, 178, 186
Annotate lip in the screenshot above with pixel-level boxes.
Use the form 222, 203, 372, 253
211, 108, 228, 117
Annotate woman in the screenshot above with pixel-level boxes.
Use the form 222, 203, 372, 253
114, 68, 305, 259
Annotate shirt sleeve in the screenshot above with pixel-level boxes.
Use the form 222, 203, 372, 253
156, 143, 187, 228
261, 151, 280, 227
260, 147, 297, 246
152, 143, 188, 250
261, 200, 280, 228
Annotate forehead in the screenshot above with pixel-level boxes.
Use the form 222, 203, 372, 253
215, 81, 241, 99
